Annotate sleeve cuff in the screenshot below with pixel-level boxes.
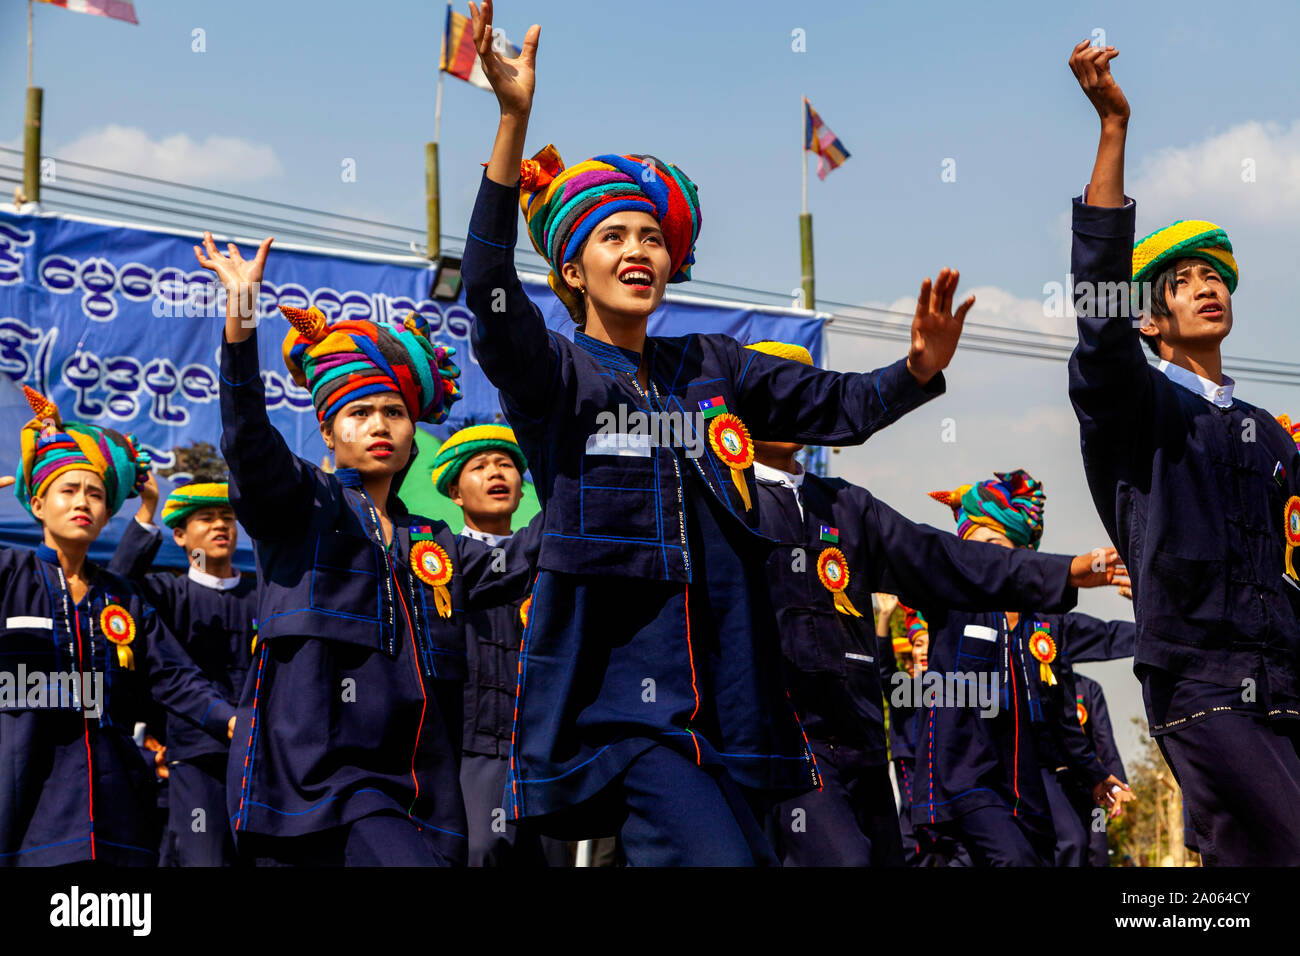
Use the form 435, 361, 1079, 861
135, 517, 160, 535
202, 700, 237, 741
467, 170, 521, 250
1072, 195, 1137, 239
878, 358, 945, 412
220, 329, 262, 388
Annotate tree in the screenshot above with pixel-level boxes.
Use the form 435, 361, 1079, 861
158, 440, 227, 483
1105, 717, 1200, 866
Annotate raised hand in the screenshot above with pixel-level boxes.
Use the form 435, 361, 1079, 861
469, 1, 540, 118
193, 231, 272, 295
194, 231, 273, 343
136, 470, 159, 526
906, 268, 973, 385
1068, 40, 1129, 124
1068, 547, 1131, 590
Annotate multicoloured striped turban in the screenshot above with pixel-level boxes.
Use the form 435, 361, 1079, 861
280, 306, 462, 424
929, 469, 1046, 550
745, 341, 814, 366
1132, 220, 1238, 295
16, 386, 150, 520
518, 144, 702, 315
893, 604, 928, 655
161, 482, 231, 530
430, 424, 528, 498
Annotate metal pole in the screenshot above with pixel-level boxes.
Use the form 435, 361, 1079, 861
799, 96, 813, 310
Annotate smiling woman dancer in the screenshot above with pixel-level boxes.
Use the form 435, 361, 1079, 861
198, 232, 529, 866
0, 391, 236, 866
460, 0, 981, 865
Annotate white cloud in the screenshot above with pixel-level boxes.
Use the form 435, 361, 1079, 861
54, 124, 282, 185
1130, 119, 1300, 225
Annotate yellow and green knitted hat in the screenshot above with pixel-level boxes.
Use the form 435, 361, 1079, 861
161, 482, 231, 529
431, 425, 528, 498
1132, 220, 1238, 294
745, 340, 814, 366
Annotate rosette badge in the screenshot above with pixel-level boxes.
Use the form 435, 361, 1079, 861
699, 396, 754, 511
410, 527, 454, 618
815, 530, 862, 618
100, 604, 137, 670
1029, 625, 1057, 686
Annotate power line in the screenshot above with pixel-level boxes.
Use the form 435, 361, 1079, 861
4, 151, 1298, 385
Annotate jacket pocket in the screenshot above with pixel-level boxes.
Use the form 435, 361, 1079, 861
1144, 551, 1226, 646
310, 529, 381, 621
579, 446, 660, 540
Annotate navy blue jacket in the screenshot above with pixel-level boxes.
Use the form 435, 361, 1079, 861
459, 521, 542, 758
1069, 197, 1300, 705
1021, 613, 1134, 786
1076, 673, 1126, 784
0, 544, 235, 865
219, 332, 534, 851
108, 518, 256, 761
462, 172, 947, 585
756, 471, 1079, 766
910, 607, 1081, 837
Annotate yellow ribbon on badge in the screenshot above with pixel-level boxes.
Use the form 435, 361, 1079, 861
1030, 629, 1057, 686
816, 548, 863, 617
707, 413, 755, 511
411, 541, 454, 618
1284, 497, 1300, 582
100, 604, 136, 671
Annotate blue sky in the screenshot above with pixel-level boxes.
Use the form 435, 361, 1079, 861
6, 0, 1300, 767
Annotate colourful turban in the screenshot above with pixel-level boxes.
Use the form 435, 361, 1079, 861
280, 306, 461, 424
893, 604, 928, 655
161, 482, 231, 530
929, 469, 1046, 550
430, 425, 528, 498
1132, 220, 1239, 295
745, 341, 814, 366
16, 385, 150, 520
518, 144, 702, 315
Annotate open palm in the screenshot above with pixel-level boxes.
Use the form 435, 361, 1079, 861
468, 1, 540, 117
193, 231, 272, 292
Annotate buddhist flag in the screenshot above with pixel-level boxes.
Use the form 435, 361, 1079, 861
441, 6, 518, 90
804, 97, 850, 181
34, 0, 138, 24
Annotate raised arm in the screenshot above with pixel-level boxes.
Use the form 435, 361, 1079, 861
195, 233, 317, 539
1066, 41, 1154, 448
460, 2, 558, 415
734, 271, 971, 444
108, 471, 165, 583
856, 491, 1128, 615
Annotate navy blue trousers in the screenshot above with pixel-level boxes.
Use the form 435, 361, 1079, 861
587, 745, 778, 866
1155, 714, 1300, 866
461, 754, 569, 867
168, 754, 239, 866
930, 806, 1052, 867
767, 747, 903, 867
1041, 767, 1090, 867
239, 812, 459, 866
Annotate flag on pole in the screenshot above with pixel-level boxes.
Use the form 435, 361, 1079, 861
34, 0, 138, 24
441, 6, 518, 90
803, 97, 849, 181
